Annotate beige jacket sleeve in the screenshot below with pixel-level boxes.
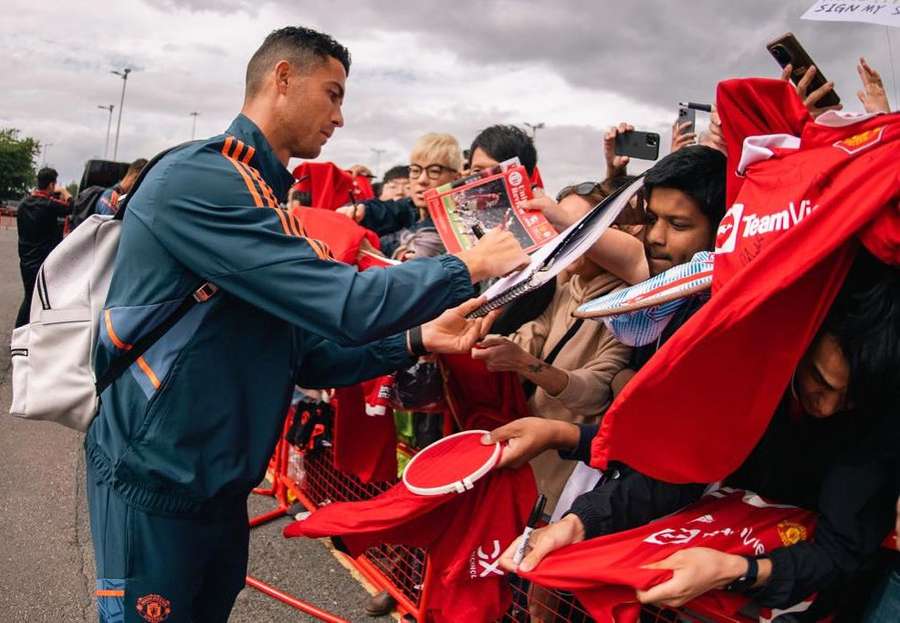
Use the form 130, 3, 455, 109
543, 330, 631, 417
507, 293, 558, 358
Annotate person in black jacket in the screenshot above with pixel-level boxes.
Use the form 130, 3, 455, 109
15, 167, 73, 327
490, 255, 899, 618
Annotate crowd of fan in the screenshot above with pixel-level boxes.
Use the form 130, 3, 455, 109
13, 48, 899, 622
310, 57, 897, 621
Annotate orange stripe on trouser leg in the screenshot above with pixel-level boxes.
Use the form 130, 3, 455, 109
96, 589, 125, 597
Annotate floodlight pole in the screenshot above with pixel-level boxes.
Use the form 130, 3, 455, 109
41, 143, 54, 166
189, 111, 200, 140
370, 147, 386, 177
111, 68, 132, 160
98, 104, 114, 158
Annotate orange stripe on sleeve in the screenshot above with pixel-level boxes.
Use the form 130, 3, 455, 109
239, 161, 279, 208
270, 205, 291, 234
231, 138, 245, 161
136, 356, 161, 390
220, 151, 265, 209
104, 310, 133, 351
221, 136, 291, 236
240, 145, 255, 164
222, 136, 234, 158
288, 212, 308, 237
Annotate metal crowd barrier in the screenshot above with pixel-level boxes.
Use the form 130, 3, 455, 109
249, 407, 755, 622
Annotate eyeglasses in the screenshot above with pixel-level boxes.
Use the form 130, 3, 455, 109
409, 163, 457, 180
555, 182, 604, 203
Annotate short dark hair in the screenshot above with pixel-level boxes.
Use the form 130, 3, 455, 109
822, 252, 900, 419
644, 145, 726, 227
36, 167, 58, 190
601, 173, 637, 196
469, 125, 537, 175
382, 165, 409, 184
245, 26, 351, 97
125, 158, 148, 178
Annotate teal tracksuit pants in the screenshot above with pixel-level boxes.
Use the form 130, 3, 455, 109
87, 463, 249, 623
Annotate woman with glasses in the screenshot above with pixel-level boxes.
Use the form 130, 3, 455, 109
337, 133, 462, 256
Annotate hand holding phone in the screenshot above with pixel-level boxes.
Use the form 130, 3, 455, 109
605, 122, 635, 175
767, 32, 841, 112
676, 105, 696, 135
614, 130, 660, 161
672, 105, 697, 153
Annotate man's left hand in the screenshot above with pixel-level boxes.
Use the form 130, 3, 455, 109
636, 548, 747, 608
420, 298, 498, 355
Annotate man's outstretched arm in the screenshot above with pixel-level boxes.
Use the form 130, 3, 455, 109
144, 155, 527, 347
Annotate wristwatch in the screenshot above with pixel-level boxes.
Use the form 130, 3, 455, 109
726, 556, 759, 592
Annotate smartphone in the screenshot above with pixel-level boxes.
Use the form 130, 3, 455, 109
676, 105, 696, 135
766, 32, 840, 108
614, 130, 660, 161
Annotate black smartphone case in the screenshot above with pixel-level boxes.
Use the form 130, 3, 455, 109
614, 131, 660, 161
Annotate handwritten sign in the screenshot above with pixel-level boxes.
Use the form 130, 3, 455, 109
802, 1, 900, 27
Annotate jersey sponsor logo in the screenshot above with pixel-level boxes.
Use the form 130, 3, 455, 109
135, 594, 171, 623
469, 539, 504, 578
714, 203, 743, 253
833, 126, 885, 155
365, 403, 387, 417
643, 527, 701, 545
715, 200, 817, 254
739, 526, 767, 555
777, 520, 809, 546
688, 514, 715, 524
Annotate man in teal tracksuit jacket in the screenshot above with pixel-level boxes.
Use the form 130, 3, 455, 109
86, 26, 526, 623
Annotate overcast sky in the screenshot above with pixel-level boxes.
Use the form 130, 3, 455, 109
2, 0, 897, 193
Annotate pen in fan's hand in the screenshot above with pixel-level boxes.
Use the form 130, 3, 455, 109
513, 494, 546, 565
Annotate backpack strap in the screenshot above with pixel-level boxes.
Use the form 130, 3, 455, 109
96, 282, 219, 395
522, 318, 585, 400
98, 140, 218, 395
114, 140, 197, 221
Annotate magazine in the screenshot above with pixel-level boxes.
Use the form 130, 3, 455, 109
425, 157, 557, 253
468, 176, 645, 317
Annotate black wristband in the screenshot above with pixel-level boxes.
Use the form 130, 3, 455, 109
726, 556, 759, 593
408, 326, 429, 357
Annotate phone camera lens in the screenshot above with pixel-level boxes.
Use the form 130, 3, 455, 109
773, 45, 790, 64
647, 136, 658, 146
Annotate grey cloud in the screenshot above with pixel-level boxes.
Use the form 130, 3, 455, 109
143, 0, 258, 14
5, 0, 897, 190
159, 0, 889, 111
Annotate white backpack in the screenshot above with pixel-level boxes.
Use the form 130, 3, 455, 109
9, 145, 215, 431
